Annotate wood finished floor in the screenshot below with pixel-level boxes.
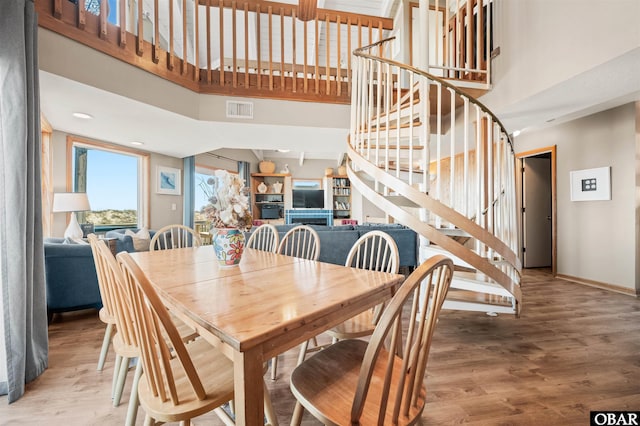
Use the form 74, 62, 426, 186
2, 268, 639, 425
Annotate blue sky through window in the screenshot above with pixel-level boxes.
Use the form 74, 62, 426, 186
85, 149, 138, 211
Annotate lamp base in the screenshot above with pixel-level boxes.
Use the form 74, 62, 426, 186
63, 212, 84, 239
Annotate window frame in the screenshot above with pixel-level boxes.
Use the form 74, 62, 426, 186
66, 135, 150, 231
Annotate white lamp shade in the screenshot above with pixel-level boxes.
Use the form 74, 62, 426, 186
52, 192, 91, 213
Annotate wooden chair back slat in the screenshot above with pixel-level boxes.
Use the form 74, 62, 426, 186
345, 230, 399, 274
117, 251, 207, 405
150, 224, 202, 251
277, 225, 320, 261
246, 224, 279, 252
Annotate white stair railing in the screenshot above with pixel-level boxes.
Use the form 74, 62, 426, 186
348, 37, 522, 314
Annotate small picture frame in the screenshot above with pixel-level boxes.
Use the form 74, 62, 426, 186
570, 166, 611, 202
80, 223, 94, 238
157, 166, 181, 195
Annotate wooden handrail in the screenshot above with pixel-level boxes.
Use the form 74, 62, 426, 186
36, 0, 392, 104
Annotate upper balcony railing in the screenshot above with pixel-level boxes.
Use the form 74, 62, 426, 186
37, 0, 393, 103
36, 0, 491, 104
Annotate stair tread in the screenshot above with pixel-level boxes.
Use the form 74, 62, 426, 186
445, 288, 514, 307
361, 144, 425, 150
453, 271, 507, 288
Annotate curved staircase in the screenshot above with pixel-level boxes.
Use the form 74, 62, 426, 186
348, 38, 522, 316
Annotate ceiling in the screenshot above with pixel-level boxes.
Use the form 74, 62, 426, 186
38, 0, 640, 162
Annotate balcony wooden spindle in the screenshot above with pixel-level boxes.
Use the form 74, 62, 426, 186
325, 15, 330, 94
119, 0, 126, 47
232, 0, 237, 88
153, 0, 159, 63
78, 0, 86, 30
182, 0, 187, 74
244, 2, 249, 88
219, 0, 224, 86
336, 15, 341, 96
206, 0, 211, 82
137, 0, 143, 55
256, 4, 262, 90
314, 17, 319, 94
292, 9, 297, 93
303, 20, 308, 93
268, 6, 273, 90
280, 8, 285, 91
169, 0, 174, 70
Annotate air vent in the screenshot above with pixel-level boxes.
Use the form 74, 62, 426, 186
226, 101, 254, 119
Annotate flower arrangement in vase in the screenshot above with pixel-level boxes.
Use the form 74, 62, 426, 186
201, 170, 253, 267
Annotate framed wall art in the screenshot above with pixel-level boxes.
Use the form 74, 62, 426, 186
569, 166, 611, 202
157, 166, 181, 195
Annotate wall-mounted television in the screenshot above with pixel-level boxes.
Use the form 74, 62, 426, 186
292, 189, 324, 209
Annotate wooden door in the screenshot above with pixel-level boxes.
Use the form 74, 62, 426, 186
522, 156, 552, 268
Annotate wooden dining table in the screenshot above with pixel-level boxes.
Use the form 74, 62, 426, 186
128, 246, 405, 425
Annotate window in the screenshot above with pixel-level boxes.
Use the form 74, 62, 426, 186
194, 165, 238, 223
67, 136, 149, 232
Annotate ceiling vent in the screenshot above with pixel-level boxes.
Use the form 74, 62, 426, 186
226, 100, 254, 119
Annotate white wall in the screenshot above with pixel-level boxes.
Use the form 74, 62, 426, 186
515, 103, 636, 290
486, 0, 639, 113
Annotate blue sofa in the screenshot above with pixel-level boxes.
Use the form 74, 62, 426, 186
43, 238, 102, 322
105, 228, 157, 253
247, 223, 418, 268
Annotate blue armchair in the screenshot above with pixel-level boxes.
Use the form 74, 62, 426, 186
105, 228, 157, 253
43, 237, 102, 322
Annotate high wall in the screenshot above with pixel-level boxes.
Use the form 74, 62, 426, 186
485, 0, 639, 126
514, 103, 637, 292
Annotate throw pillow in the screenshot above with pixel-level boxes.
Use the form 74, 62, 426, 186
125, 228, 151, 252
62, 237, 89, 245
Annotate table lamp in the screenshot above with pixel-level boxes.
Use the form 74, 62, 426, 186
52, 192, 91, 239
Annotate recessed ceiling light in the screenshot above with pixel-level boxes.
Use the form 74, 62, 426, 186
276, 149, 290, 153
512, 130, 521, 137
130, 141, 144, 146
72, 112, 93, 119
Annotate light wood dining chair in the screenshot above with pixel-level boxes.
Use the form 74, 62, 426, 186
90, 235, 201, 426
271, 224, 320, 380
88, 234, 143, 425
149, 224, 202, 251
117, 251, 235, 426
329, 230, 399, 340
116, 251, 280, 426
246, 224, 279, 253
296, 230, 400, 366
87, 234, 117, 372
290, 255, 454, 425
277, 225, 320, 261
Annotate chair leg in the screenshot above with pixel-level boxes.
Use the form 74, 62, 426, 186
263, 381, 279, 426
143, 414, 155, 426
97, 323, 115, 371
290, 402, 304, 426
296, 340, 310, 366
112, 354, 123, 398
270, 355, 278, 381
125, 360, 143, 426
113, 356, 130, 407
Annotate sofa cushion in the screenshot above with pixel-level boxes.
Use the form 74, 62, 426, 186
125, 227, 151, 251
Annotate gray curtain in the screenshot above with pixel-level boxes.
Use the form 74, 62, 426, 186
237, 161, 251, 211
0, 0, 49, 403
183, 156, 195, 229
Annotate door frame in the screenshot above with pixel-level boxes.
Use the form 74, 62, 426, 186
516, 146, 557, 275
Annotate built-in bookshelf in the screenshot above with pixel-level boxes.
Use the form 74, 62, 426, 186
330, 176, 351, 219
250, 173, 291, 224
